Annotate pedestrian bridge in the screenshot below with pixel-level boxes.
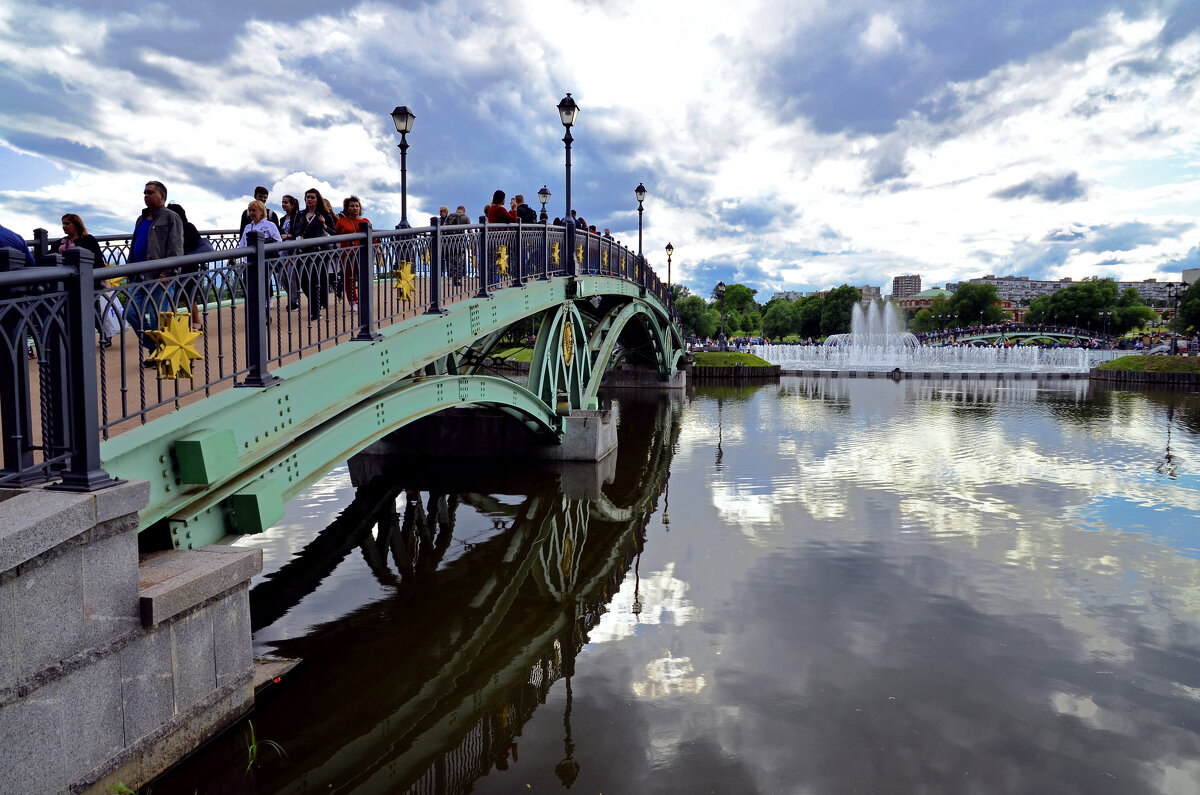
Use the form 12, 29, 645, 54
1, 220, 683, 550
938, 330, 1110, 347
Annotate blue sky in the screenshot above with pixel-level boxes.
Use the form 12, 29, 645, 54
2, 0, 1199, 298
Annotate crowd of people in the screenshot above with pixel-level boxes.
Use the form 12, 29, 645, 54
0, 180, 619, 356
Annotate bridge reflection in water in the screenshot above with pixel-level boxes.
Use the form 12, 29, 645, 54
155, 392, 681, 793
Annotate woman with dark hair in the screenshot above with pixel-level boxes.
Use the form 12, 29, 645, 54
167, 203, 213, 330
54, 214, 113, 344
485, 189, 517, 224
276, 194, 301, 309
291, 188, 338, 320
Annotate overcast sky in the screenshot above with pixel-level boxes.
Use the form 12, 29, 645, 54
2, 0, 1199, 297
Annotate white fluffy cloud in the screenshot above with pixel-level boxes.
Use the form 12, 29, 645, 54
1, 0, 1198, 296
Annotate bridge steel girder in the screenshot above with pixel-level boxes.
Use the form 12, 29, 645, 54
98, 275, 675, 547
581, 298, 685, 407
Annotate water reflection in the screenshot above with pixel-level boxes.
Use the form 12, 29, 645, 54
156, 393, 683, 794
156, 379, 1200, 794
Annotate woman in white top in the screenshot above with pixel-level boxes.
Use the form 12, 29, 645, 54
240, 200, 282, 309
239, 200, 282, 248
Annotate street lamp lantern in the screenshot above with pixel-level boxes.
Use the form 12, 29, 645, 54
389, 105, 416, 229
716, 281, 727, 351
538, 185, 551, 222
557, 92, 580, 127
665, 241, 673, 287
635, 182, 647, 261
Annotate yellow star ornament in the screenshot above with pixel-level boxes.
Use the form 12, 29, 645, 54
393, 260, 415, 300
421, 249, 431, 266
601, 250, 608, 269
496, 245, 509, 275
551, 242, 561, 265
145, 311, 203, 379
575, 244, 583, 264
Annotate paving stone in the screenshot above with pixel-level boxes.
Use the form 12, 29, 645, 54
82, 528, 140, 648
0, 488, 92, 575
0, 580, 13, 692
13, 545, 83, 677
92, 479, 151, 524
139, 546, 262, 626
60, 654, 123, 776
213, 590, 252, 691
172, 609, 215, 713
120, 628, 173, 744
0, 680, 65, 792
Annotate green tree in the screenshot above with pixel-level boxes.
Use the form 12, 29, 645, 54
761, 300, 800, 339
676, 295, 716, 338
798, 296, 824, 338
1026, 294, 1052, 325
910, 308, 935, 333
1179, 281, 1200, 332
709, 283, 759, 316
820, 285, 861, 336
948, 283, 1005, 325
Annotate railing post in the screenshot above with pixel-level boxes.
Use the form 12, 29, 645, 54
514, 219, 525, 288
238, 231, 280, 388
427, 223, 446, 315
0, 248, 39, 484
32, 228, 49, 259
33, 252, 72, 474
355, 221, 382, 339
48, 248, 119, 491
566, 222, 577, 278
476, 219, 491, 299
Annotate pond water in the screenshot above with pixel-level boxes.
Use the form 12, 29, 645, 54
156, 378, 1200, 794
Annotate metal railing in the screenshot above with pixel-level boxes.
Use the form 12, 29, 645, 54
1, 220, 674, 489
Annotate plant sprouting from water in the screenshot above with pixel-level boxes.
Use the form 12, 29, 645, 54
245, 719, 287, 772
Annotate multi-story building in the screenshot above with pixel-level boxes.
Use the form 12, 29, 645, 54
858, 285, 882, 302
1185, 268, 1199, 287
891, 274, 922, 299
945, 274, 1182, 305
771, 291, 802, 302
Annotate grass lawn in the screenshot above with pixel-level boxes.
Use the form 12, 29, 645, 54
1097, 355, 1200, 373
693, 351, 773, 367
491, 346, 533, 362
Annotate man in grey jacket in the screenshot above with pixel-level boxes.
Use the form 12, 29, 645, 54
126, 180, 185, 355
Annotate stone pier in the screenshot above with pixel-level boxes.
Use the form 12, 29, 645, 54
0, 482, 261, 793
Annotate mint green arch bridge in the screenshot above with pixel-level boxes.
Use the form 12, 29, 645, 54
100, 274, 684, 549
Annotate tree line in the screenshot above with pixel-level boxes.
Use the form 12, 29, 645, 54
670, 277, 1200, 341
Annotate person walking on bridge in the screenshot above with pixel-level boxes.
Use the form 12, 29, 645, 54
126, 181, 183, 355
334, 196, 371, 312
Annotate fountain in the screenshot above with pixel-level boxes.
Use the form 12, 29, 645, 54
753, 302, 1092, 375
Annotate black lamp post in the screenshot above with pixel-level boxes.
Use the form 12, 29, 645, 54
390, 105, 416, 229
557, 93, 579, 273
1169, 283, 1180, 354
716, 281, 727, 351
635, 182, 647, 261
665, 242, 673, 288
538, 185, 551, 223
1100, 309, 1112, 338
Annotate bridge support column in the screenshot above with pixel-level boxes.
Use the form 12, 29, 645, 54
545, 408, 618, 461
0, 481, 262, 793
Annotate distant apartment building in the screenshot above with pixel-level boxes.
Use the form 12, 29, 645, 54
891, 274, 922, 299
859, 285, 882, 302
1185, 268, 1199, 287
771, 291, 802, 302
946, 274, 1179, 305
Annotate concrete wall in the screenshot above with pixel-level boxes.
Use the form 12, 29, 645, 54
0, 482, 261, 793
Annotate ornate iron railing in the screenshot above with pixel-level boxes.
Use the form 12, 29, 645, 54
1, 221, 674, 489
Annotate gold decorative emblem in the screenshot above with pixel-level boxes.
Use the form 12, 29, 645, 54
393, 260, 415, 300
421, 249, 430, 266
561, 320, 574, 367
551, 242, 560, 265
575, 243, 583, 264
601, 250, 608, 268
620, 255, 626, 272
496, 244, 509, 275
145, 311, 203, 379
